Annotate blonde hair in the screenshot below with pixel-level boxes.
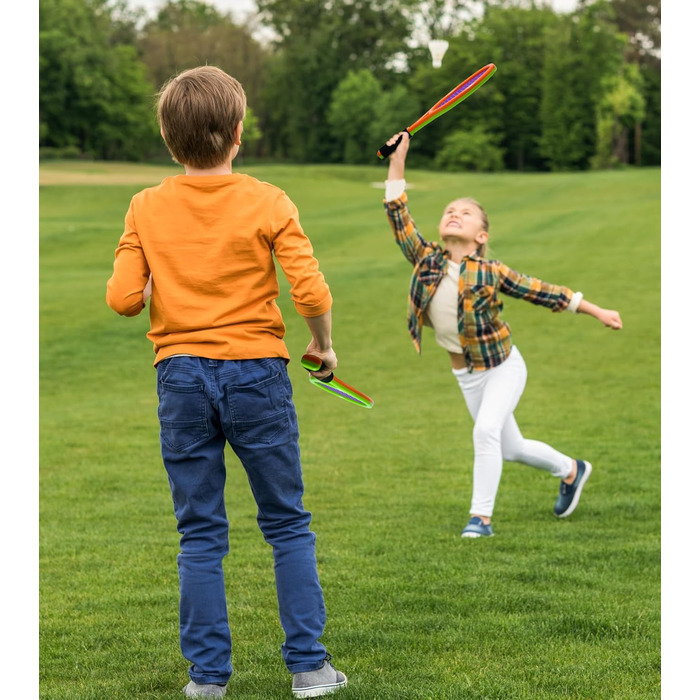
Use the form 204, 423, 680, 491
454, 197, 490, 258
157, 66, 247, 169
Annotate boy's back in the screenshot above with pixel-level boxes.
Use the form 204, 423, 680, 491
106, 173, 332, 364
105, 65, 346, 699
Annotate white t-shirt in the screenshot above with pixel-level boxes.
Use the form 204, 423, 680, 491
425, 259, 462, 353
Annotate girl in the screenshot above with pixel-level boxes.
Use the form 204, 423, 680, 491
382, 133, 622, 538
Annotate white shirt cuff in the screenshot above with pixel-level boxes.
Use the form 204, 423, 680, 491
384, 179, 406, 201
567, 291, 583, 313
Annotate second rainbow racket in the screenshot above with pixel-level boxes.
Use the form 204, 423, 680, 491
301, 354, 374, 409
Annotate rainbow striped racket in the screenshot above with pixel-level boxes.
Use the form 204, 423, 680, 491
377, 63, 497, 159
301, 354, 374, 409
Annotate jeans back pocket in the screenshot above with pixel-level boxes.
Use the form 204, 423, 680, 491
157, 380, 210, 452
226, 371, 291, 446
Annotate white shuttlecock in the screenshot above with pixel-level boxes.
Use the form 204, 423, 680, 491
428, 39, 449, 68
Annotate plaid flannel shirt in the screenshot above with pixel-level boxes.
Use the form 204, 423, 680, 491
384, 192, 573, 372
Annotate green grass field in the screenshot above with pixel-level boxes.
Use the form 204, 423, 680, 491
40, 161, 660, 699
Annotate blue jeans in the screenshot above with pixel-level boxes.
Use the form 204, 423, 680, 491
156, 356, 327, 684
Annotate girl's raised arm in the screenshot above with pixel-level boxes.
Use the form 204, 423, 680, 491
387, 132, 410, 181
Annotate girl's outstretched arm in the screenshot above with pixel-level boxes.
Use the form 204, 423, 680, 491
577, 299, 623, 329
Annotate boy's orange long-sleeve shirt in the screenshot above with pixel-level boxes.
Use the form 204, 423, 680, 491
106, 173, 332, 365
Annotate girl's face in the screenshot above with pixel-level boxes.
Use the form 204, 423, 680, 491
438, 199, 488, 250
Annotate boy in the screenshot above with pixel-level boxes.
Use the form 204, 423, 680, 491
106, 66, 347, 699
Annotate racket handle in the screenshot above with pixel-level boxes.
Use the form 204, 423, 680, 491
301, 353, 334, 382
376, 130, 411, 160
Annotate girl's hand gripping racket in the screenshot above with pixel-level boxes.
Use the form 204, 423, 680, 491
301, 354, 374, 409
377, 63, 497, 159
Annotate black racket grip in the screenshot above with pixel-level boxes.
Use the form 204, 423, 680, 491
318, 372, 335, 383
376, 130, 411, 159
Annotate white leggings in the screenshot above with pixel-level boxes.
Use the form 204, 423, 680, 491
452, 346, 572, 517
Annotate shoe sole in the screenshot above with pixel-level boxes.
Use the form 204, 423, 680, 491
461, 530, 493, 538
182, 683, 227, 698
292, 680, 348, 698
555, 461, 592, 518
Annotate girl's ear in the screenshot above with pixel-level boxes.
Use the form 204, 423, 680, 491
476, 230, 489, 245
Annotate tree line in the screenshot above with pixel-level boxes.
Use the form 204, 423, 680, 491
39, 0, 661, 171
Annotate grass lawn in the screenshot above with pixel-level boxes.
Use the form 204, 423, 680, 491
39, 161, 660, 699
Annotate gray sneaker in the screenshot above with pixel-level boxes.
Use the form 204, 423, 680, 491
292, 656, 347, 698
183, 680, 227, 698
554, 460, 592, 518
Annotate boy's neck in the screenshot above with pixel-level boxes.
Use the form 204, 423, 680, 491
184, 162, 233, 176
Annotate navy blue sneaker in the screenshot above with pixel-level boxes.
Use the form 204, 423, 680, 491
461, 516, 494, 538
554, 460, 592, 518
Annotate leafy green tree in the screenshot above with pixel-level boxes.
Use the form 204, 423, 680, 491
138, 0, 269, 116
434, 126, 505, 172
467, 4, 558, 171
256, 0, 414, 161
413, 0, 481, 40
571, 0, 660, 167
39, 0, 158, 160
101, 0, 147, 46
402, 33, 502, 167
603, 0, 660, 65
638, 65, 660, 166
327, 71, 421, 165
396, 4, 561, 172
369, 85, 423, 159
328, 70, 382, 164
240, 107, 263, 158
540, 1, 627, 170
606, 0, 660, 166
258, 25, 334, 161
591, 62, 645, 168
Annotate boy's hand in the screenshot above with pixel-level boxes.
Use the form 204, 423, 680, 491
304, 341, 337, 380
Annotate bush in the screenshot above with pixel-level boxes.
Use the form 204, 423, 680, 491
39, 146, 84, 161
434, 127, 505, 172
